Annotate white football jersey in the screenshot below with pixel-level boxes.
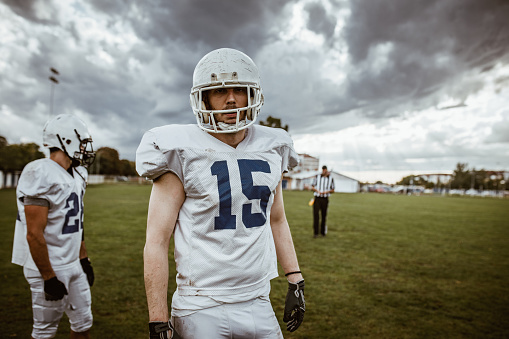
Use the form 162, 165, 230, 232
137, 124, 299, 296
12, 159, 88, 271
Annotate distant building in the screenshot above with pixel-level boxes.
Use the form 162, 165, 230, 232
281, 154, 360, 192
292, 153, 320, 173
283, 169, 360, 193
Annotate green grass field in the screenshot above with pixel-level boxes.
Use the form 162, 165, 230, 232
1, 184, 508, 338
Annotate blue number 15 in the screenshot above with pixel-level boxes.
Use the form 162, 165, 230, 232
211, 159, 271, 230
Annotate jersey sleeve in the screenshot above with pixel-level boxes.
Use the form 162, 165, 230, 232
252, 125, 299, 174
17, 161, 55, 204
18, 160, 85, 209
136, 127, 184, 181
277, 129, 299, 173
23, 197, 50, 207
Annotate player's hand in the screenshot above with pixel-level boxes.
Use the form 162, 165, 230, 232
149, 321, 182, 339
44, 277, 68, 301
283, 279, 305, 332
80, 257, 95, 286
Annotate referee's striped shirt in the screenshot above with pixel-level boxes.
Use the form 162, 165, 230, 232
312, 174, 335, 198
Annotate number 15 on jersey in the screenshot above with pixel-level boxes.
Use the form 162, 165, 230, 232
211, 159, 271, 230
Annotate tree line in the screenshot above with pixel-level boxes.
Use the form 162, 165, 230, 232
0, 136, 45, 173
397, 163, 506, 191
0, 136, 136, 176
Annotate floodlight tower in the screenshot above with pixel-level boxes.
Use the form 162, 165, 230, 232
49, 67, 60, 117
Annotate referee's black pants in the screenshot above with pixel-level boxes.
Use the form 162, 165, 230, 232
313, 196, 329, 236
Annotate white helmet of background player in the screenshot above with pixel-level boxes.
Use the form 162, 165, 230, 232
43, 114, 95, 167
190, 48, 264, 133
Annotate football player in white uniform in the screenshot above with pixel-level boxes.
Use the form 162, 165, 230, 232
12, 114, 96, 339
137, 48, 305, 339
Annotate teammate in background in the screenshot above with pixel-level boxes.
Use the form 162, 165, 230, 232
311, 165, 335, 238
137, 48, 305, 339
12, 114, 96, 339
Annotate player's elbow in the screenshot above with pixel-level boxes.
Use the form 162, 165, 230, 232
143, 241, 170, 275
26, 229, 43, 246
270, 215, 288, 230
144, 238, 169, 259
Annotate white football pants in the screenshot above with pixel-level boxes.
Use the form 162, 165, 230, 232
24, 261, 92, 339
173, 297, 284, 339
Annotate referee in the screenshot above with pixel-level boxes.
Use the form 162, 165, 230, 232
311, 165, 335, 237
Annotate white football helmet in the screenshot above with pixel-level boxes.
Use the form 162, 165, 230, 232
190, 48, 264, 133
43, 114, 95, 167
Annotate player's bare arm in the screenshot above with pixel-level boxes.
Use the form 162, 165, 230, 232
26, 203, 69, 302
145, 171, 185, 322
270, 179, 303, 283
25, 204, 55, 280
80, 241, 95, 287
270, 178, 306, 332
79, 240, 88, 260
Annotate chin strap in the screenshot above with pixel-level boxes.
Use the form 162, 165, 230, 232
73, 167, 87, 183
56, 134, 71, 159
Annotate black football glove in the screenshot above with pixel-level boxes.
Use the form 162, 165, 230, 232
149, 321, 182, 339
283, 279, 305, 332
80, 257, 95, 286
44, 276, 68, 301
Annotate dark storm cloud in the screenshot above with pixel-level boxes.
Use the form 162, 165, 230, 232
342, 0, 509, 117
89, 0, 294, 56
305, 2, 337, 43
1, 0, 57, 23
21, 29, 156, 122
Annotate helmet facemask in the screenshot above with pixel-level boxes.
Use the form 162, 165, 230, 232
191, 82, 263, 133
57, 129, 95, 167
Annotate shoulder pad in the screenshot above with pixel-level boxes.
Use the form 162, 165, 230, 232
17, 159, 57, 200
251, 125, 299, 171
136, 125, 199, 180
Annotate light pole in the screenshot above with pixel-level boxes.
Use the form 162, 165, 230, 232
49, 68, 59, 117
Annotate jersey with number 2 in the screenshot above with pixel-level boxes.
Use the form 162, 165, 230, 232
136, 124, 299, 297
12, 159, 87, 271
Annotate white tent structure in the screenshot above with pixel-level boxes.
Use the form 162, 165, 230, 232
283, 170, 360, 193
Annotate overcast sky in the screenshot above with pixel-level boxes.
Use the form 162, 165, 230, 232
1, 0, 508, 183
